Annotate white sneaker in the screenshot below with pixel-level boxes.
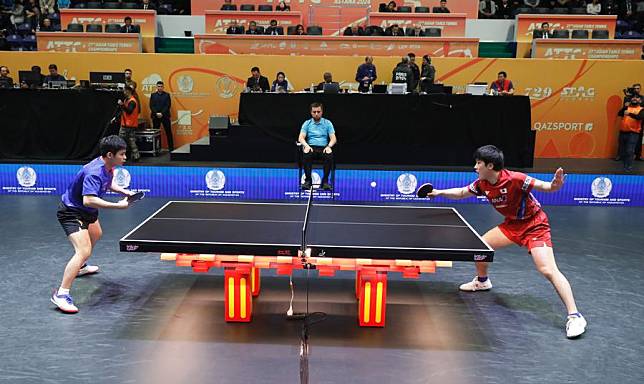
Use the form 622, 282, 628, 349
459, 276, 493, 291
566, 313, 587, 338
50, 290, 79, 313
78, 264, 99, 276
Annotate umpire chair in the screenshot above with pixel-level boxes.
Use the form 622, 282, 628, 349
296, 142, 336, 199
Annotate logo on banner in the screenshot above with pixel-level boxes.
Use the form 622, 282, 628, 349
16, 166, 36, 187
113, 167, 131, 188
206, 169, 226, 190
142, 73, 163, 97
216, 76, 238, 99
591, 177, 612, 198
396, 173, 417, 195
561, 86, 595, 101
177, 75, 194, 93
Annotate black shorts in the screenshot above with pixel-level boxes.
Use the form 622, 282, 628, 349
56, 202, 98, 237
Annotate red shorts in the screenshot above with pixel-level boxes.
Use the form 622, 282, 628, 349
498, 210, 552, 251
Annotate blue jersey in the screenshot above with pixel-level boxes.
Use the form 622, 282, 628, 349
61, 157, 113, 214
300, 118, 335, 147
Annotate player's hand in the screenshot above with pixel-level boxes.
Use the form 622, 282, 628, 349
116, 198, 129, 209
426, 189, 440, 198
303, 145, 312, 154
323, 146, 332, 154
551, 167, 566, 191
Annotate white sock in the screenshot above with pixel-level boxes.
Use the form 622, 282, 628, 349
57, 288, 70, 296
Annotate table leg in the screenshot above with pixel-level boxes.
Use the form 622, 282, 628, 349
224, 267, 252, 322
358, 271, 388, 327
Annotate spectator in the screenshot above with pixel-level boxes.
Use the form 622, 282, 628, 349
120, 16, 140, 33
150, 80, 173, 151
275, 1, 290, 11
271, 71, 289, 93
479, 0, 497, 19
406, 25, 424, 36
298, 102, 337, 190
343, 25, 365, 36
220, 0, 235, 10
10, 0, 26, 26
385, 1, 397, 12
265, 19, 283, 35
536, 22, 554, 38
355, 56, 377, 93
420, 55, 436, 93
524, 0, 540, 9
408, 52, 420, 93
43, 64, 66, 84
0, 65, 14, 88
295, 24, 306, 35
587, 0, 601, 14
433, 0, 450, 13
246, 66, 269, 92
141, 0, 156, 10
391, 56, 413, 93
246, 21, 261, 35
40, 17, 55, 31
57, 0, 70, 9
226, 21, 244, 34
497, 0, 514, 19
490, 71, 514, 95
387, 24, 404, 36
39, 0, 55, 17
617, 95, 643, 172
24, 0, 40, 29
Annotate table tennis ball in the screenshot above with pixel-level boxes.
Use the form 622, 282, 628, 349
370, 181, 377, 188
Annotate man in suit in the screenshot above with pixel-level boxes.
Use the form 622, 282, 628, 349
140, 0, 156, 10
120, 16, 140, 33
432, 0, 450, 13
226, 21, 244, 34
246, 66, 270, 92
534, 22, 554, 39
264, 19, 283, 35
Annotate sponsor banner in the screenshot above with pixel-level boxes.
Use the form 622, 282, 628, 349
515, 14, 617, 58
532, 39, 644, 60
59, 9, 156, 53
194, 35, 479, 56
205, 11, 302, 34
37, 32, 142, 53
192, 0, 479, 34
368, 12, 466, 37
2, 52, 642, 157
1, 164, 643, 207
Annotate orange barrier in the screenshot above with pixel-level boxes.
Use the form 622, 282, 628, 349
532, 38, 644, 60
515, 14, 617, 58
368, 12, 466, 37
192, 0, 479, 34
204, 10, 302, 34
194, 35, 479, 57
59, 9, 156, 53
36, 32, 142, 53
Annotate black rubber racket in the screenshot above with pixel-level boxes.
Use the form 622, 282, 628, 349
127, 191, 145, 203
416, 183, 434, 198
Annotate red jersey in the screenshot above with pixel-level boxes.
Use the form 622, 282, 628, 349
468, 169, 541, 220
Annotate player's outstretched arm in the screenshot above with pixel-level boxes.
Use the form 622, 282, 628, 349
83, 195, 129, 209
428, 186, 474, 200
533, 167, 566, 193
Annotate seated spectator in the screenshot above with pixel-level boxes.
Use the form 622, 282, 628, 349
490, 71, 514, 95
265, 19, 283, 35
40, 17, 55, 31
24, 0, 40, 28
226, 21, 244, 34
386, 24, 404, 36
391, 57, 413, 92
10, 0, 26, 25
40, 0, 56, 17
120, 16, 140, 33
524, 0, 540, 9
316, 72, 339, 92
246, 66, 269, 92
220, 0, 235, 10
586, 0, 601, 15
0, 65, 14, 88
275, 1, 290, 11
479, 0, 497, 19
343, 25, 365, 36
271, 71, 289, 93
535, 22, 554, 38
432, 0, 450, 13
295, 24, 306, 35
43, 63, 65, 84
384, 1, 397, 12
141, 0, 156, 10
57, 0, 71, 9
497, 0, 514, 19
246, 21, 261, 35
406, 25, 424, 36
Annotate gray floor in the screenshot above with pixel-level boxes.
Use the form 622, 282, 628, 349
1, 195, 643, 384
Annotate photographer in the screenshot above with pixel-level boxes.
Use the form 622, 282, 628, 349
117, 86, 140, 162
619, 84, 643, 162
617, 94, 643, 172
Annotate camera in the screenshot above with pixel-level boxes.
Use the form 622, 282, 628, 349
624, 87, 636, 96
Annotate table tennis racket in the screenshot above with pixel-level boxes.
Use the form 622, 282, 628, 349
416, 183, 434, 198
127, 191, 145, 203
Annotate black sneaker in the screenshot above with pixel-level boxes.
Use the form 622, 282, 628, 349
321, 183, 332, 191
301, 181, 312, 190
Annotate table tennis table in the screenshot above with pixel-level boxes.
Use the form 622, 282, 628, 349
120, 201, 494, 327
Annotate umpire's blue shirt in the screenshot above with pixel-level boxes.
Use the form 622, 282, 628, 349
300, 118, 335, 147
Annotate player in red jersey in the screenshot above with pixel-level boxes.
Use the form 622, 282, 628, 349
427, 145, 586, 338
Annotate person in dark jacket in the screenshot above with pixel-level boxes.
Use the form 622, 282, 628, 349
150, 80, 173, 151
246, 66, 270, 92
391, 56, 413, 93
355, 56, 377, 93
420, 55, 436, 93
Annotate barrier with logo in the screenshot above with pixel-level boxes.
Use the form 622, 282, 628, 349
59, 9, 156, 53
205, 10, 302, 34
368, 12, 466, 37
192, 0, 479, 35
515, 14, 617, 58
2, 164, 643, 207
194, 35, 479, 56
531, 38, 644, 60
37, 32, 142, 53
2, 51, 642, 158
